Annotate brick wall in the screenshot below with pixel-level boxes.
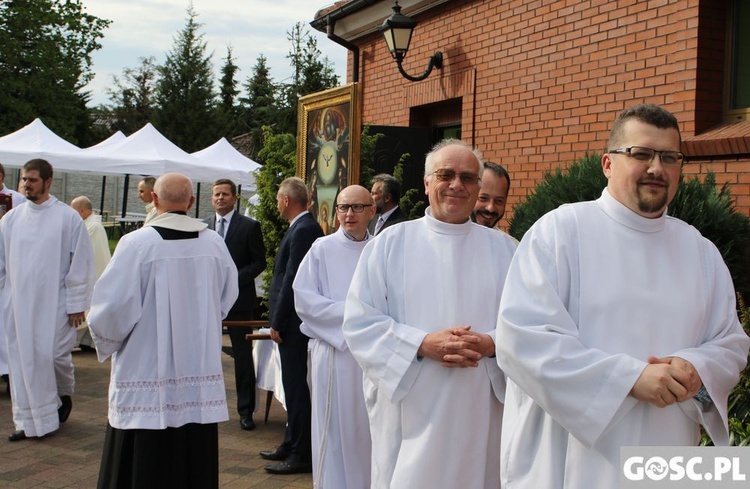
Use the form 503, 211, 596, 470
348, 0, 750, 223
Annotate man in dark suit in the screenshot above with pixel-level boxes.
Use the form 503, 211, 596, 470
261, 177, 323, 475
205, 179, 266, 431
368, 173, 408, 235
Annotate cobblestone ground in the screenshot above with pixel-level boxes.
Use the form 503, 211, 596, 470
0, 336, 312, 488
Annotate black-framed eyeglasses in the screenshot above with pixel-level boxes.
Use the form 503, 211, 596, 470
428, 168, 480, 184
608, 146, 684, 165
335, 203, 372, 213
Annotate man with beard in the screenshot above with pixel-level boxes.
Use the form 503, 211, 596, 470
496, 104, 750, 488
0, 159, 95, 441
368, 174, 407, 236
472, 162, 510, 229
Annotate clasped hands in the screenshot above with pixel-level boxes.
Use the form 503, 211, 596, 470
68, 311, 86, 327
629, 356, 703, 408
417, 326, 495, 368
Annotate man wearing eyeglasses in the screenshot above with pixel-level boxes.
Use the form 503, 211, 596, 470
496, 104, 750, 488
343, 140, 517, 488
292, 185, 375, 488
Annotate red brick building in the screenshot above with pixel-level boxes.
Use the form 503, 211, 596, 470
312, 0, 750, 225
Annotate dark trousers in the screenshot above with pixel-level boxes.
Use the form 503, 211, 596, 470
277, 331, 311, 461
227, 318, 256, 417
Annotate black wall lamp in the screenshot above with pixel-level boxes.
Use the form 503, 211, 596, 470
379, 1, 443, 82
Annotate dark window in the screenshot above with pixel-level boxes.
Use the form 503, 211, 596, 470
726, 0, 750, 118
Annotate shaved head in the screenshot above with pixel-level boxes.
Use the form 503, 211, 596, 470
70, 195, 93, 219
336, 184, 375, 240
153, 173, 195, 214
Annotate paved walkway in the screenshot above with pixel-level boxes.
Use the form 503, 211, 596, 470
0, 337, 313, 488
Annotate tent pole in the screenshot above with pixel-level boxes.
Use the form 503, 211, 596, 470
100, 176, 107, 216
121, 174, 130, 218
195, 182, 201, 217
237, 184, 242, 212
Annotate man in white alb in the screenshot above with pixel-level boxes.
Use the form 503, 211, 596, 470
496, 104, 750, 488
0, 162, 26, 393
89, 173, 238, 488
70, 196, 111, 349
343, 139, 517, 488
0, 159, 95, 441
293, 185, 375, 488
137, 176, 158, 224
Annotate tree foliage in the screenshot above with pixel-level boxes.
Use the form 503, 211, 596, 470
275, 22, 339, 135
239, 55, 278, 159
0, 0, 110, 143
106, 56, 159, 135
153, 5, 218, 152
216, 46, 241, 136
253, 126, 297, 310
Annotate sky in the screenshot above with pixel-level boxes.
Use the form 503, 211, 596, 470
82, 0, 349, 107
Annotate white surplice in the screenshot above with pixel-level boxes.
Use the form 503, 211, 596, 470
293, 227, 372, 489
496, 189, 750, 488
88, 212, 238, 429
0, 185, 25, 377
0, 197, 95, 437
77, 214, 112, 347
343, 208, 517, 489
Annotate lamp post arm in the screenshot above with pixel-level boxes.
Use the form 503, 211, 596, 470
396, 51, 443, 82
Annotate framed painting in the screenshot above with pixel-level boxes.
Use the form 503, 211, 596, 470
297, 83, 361, 235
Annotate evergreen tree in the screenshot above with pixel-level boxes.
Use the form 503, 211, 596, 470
0, 0, 110, 143
106, 56, 159, 135
239, 54, 278, 158
276, 22, 339, 135
153, 5, 218, 152
216, 46, 241, 137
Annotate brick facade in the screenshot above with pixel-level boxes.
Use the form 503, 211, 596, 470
328, 0, 750, 225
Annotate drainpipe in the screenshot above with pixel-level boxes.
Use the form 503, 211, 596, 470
326, 16, 360, 83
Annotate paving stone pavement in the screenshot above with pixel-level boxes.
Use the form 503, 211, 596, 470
0, 336, 313, 488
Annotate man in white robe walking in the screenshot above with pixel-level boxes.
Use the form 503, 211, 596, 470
89, 173, 238, 488
0, 162, 25, 394
343, 140, 517, 488
70, 196, 111, 349
293, 185, 375, 489
496, 104, 750, 488
0, 159, 95, 441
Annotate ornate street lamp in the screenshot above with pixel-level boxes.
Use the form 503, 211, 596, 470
380, 1, 443, 82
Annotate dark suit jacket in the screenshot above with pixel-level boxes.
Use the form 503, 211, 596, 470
368, 206, 408, 235
268, 212, 323, 335
205, 212, 266, 318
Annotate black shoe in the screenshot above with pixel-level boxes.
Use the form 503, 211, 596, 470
58, 395, 72, 423
221, 346, 234, 358
259, 446, 291, 461
264, 456, 312, 475
240, 415, 256, 431
79, 344, 96, 353
8, 430, 26, 442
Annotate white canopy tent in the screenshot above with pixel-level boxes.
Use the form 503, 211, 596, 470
0, 118, 81, 168
191, 137, 260, 190
0, 119, 259, 185
0, 119, 263, 217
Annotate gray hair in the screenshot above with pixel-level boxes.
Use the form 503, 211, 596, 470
424, 139, 483, 177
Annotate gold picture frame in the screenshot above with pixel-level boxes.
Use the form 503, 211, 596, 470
297, 83, 361, 235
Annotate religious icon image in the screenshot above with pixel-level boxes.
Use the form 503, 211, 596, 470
306, 104, 350, 234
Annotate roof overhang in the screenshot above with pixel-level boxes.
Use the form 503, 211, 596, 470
312, 0, 451, 42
